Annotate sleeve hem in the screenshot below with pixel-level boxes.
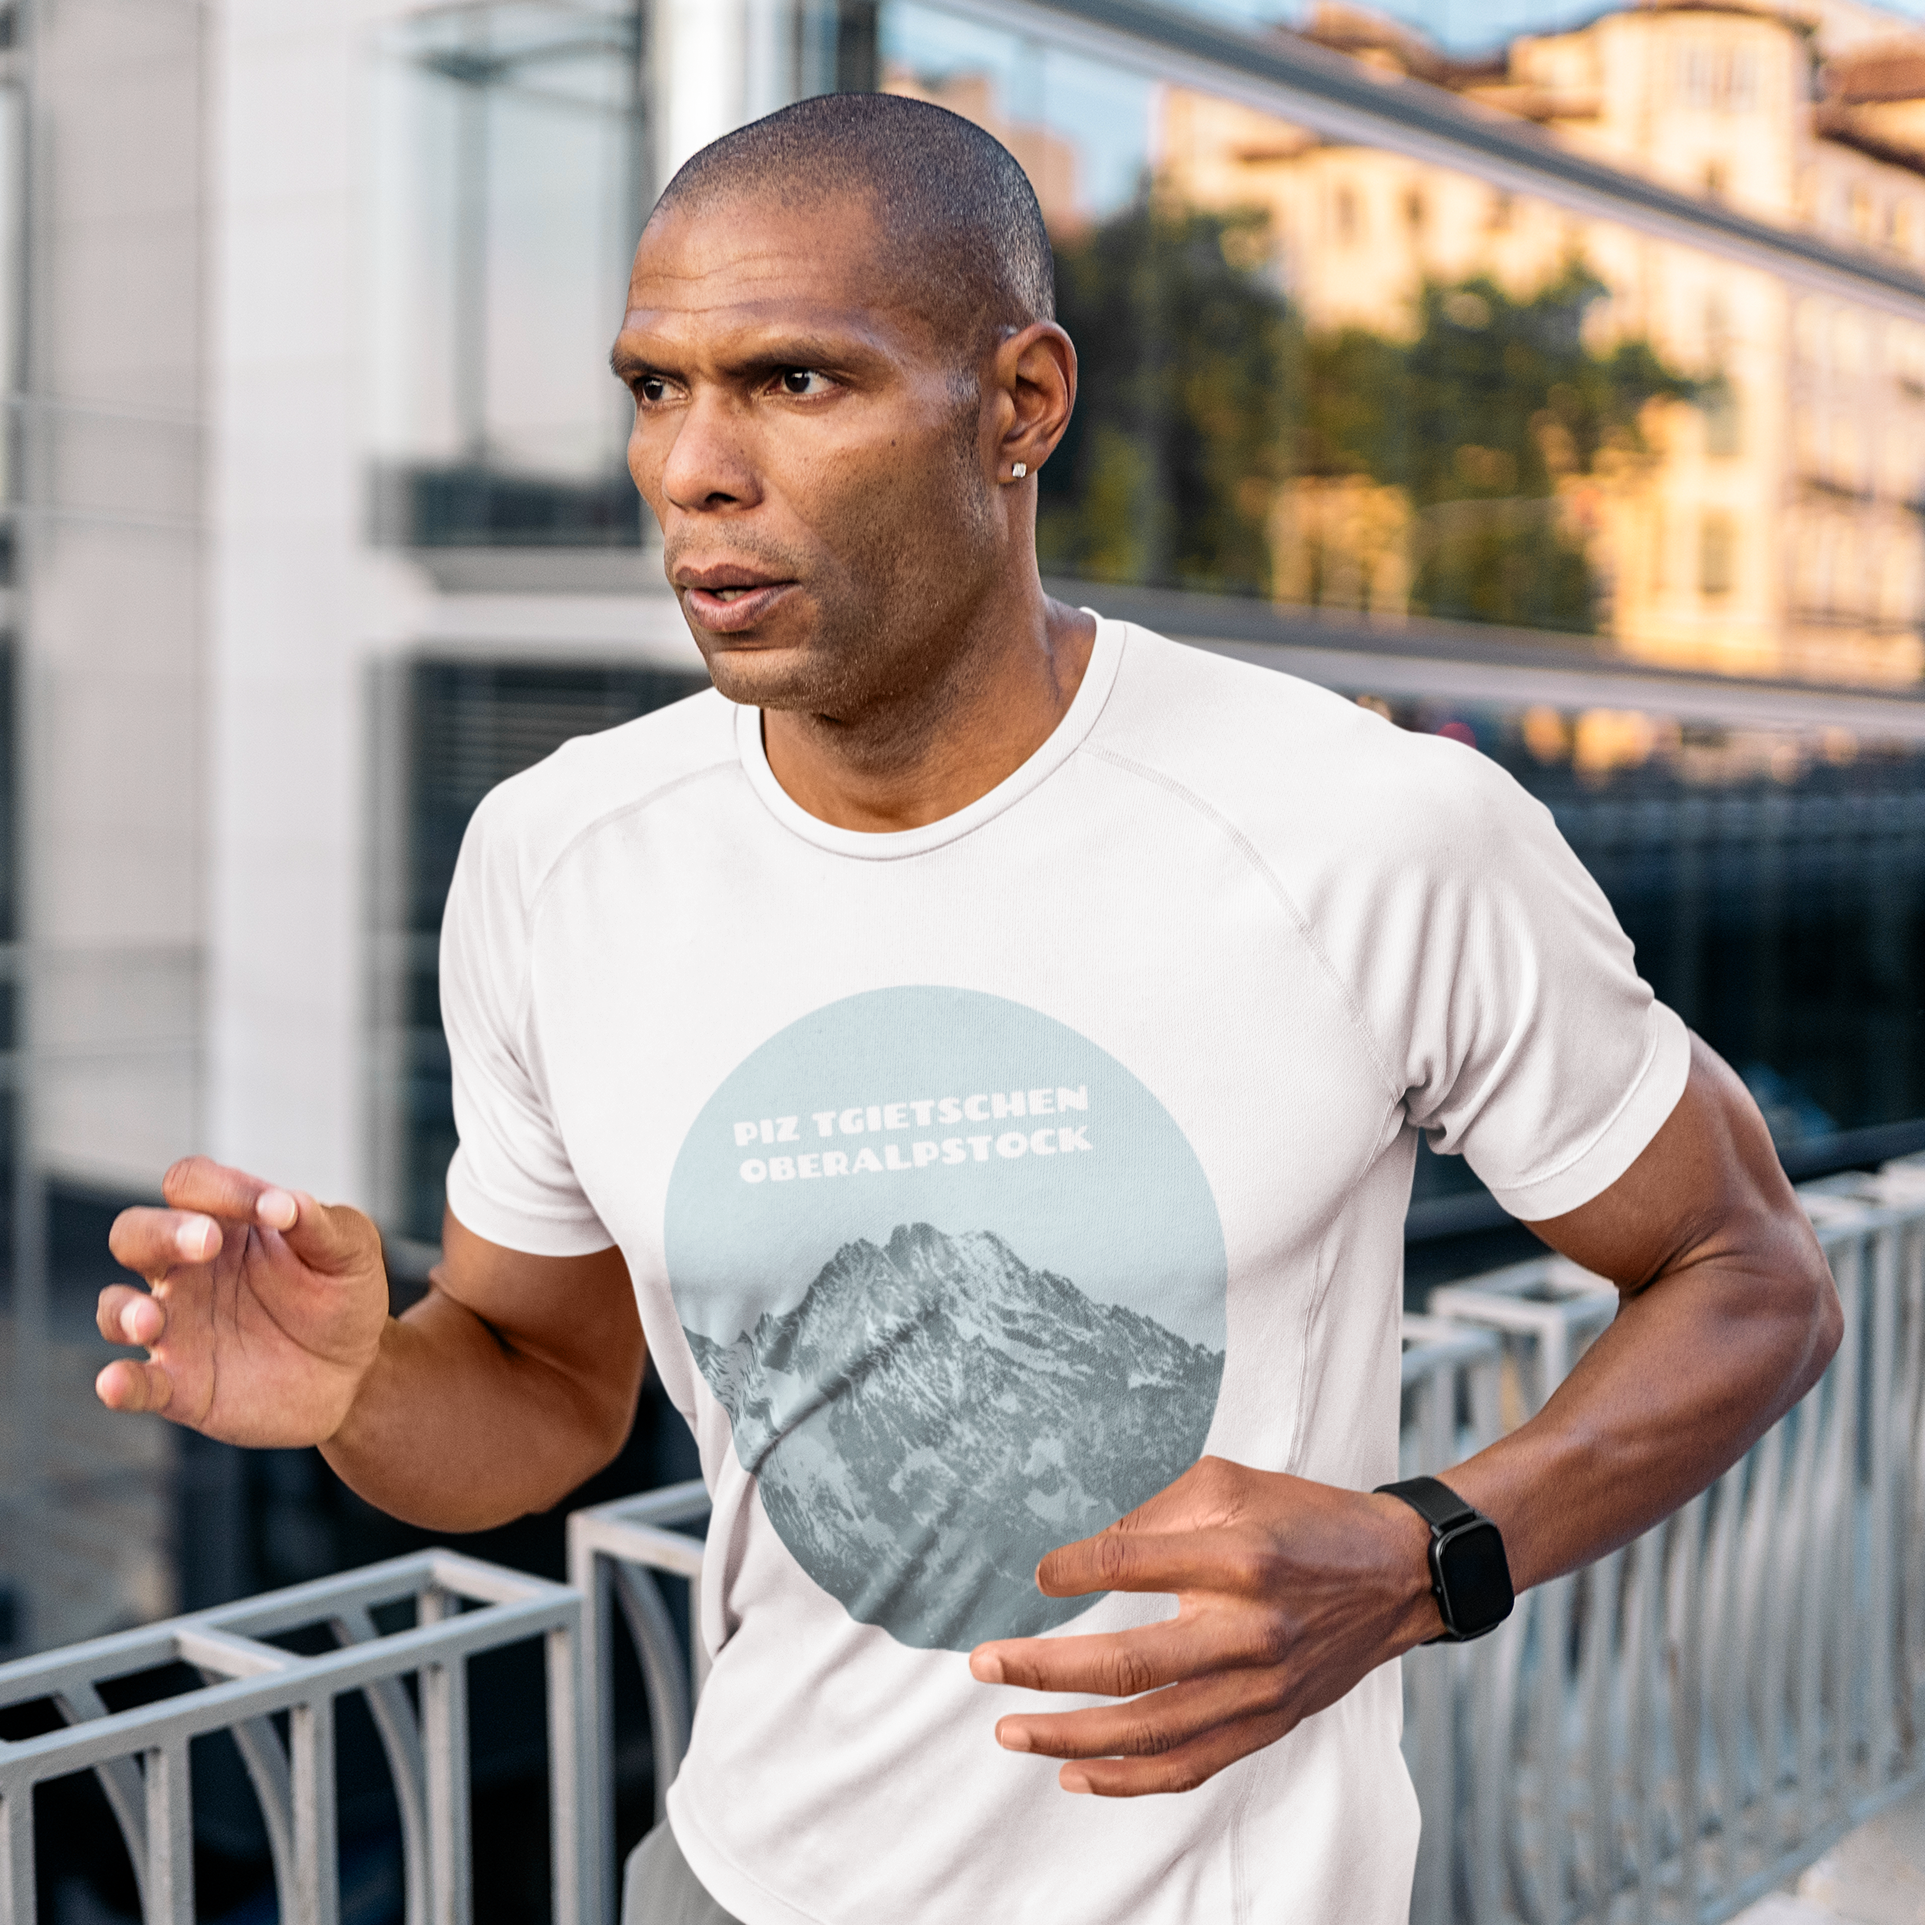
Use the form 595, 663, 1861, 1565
444, 1159, 614, 1260
1482, 1002, 1692, 1223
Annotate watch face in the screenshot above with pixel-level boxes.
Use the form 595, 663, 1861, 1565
1434, 1519, 1514, 1640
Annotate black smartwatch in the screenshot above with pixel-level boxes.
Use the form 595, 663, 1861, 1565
1373, 1475, 1514, 1642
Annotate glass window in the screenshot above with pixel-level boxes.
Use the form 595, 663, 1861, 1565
1700, 513, 1737, 596
860, 0, 1925, 1183
368, 1, 647, 548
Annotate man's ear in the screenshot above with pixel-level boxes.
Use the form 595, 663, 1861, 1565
988, 322, 1077, 484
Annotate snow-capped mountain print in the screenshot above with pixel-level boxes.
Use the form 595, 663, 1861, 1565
686, 1220, 1225, 1650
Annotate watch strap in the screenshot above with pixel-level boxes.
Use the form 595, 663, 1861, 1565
1373, 1474, 1479, 1534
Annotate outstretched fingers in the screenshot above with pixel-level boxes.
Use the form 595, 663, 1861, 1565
1054, 1708, 1291, 1798
94, 1356, 175, 1415
1035, 1526, 1279, 1603
140, 1159, 369, 1275
96, 1283, 164, 1348
108, 1206, 225, 1280
993, 1667, 1289, 1768
271, 1193, 378, 1275
161, 1154, 303, 1237
973, 1617, 1213, 1697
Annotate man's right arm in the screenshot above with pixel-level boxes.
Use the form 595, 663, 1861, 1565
99, 1156, 646, 1533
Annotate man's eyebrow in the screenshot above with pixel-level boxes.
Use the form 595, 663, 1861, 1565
609, 322, 891, 383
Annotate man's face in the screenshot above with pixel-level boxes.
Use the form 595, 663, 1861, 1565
615, 189, 1000, 716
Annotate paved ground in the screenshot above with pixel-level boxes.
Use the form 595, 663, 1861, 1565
1735, 1784, 1925, 1925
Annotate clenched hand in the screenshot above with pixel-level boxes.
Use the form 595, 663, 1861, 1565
969, 1456, 1438, 1797
98, 1155, 388, 1448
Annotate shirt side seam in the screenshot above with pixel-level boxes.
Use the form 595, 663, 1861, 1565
669, 1791, 835, 1925
1082, 745, 1404, 1108
1287, 1091, 1405, 1476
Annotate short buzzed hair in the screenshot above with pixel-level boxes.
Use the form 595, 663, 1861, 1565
651, 93, 1055, 358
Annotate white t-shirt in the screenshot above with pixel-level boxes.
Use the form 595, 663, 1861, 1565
441, 618, 1688, 1925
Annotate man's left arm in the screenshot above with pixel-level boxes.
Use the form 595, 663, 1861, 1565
969, 1034, 1841, 1795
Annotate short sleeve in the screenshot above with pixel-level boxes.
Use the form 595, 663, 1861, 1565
439, 791, 613, 1257
1349, 742, 1690, 1222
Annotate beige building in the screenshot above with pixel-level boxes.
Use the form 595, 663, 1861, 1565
1160, 0, 1925, 685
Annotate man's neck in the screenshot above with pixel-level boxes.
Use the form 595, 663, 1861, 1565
761, 590, 1098, 834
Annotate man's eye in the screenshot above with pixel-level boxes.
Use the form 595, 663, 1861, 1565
638, 375, 669, 404
779, 369, 829, 396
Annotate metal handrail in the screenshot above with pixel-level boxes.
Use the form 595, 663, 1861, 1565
0, 1551, 585, 1925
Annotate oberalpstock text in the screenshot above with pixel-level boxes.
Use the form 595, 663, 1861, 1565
734, 1087, 1091, 1184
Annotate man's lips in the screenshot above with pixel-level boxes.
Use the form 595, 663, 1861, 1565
680, 579, 797, 634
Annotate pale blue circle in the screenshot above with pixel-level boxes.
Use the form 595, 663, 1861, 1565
664, 986, 1227, 1651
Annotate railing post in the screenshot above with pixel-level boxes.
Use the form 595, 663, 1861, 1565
0, 1775, 32, 1925
291, 1697, 340, 1925
566, 1514, 615, 1925
1828, 1232, 1866, 1820
546, 1620, 586, 1925
142, 1738, 194, 1925
422, 1642, 472, 1925
1867, 1222, 1901, 1786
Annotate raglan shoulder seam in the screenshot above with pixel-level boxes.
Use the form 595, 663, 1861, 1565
1079, 743, 1404, 1107
502, 755, 740, 1041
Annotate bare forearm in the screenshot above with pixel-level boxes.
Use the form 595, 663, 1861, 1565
320, 1288, 631, 1531
1444, 1248, 1840, 1592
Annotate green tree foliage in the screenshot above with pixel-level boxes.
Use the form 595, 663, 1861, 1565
1040, 201, 1299, 594
1356, 267, 1691, 631
1044, 205, 1692, 631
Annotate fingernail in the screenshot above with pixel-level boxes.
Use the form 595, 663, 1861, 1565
175, 1219, 213, 1261
1061, 1769, 1092, 1794
997, 1723, 1031, 1753
970, 1653, 1005, 1684
122, 1301, 154, 1343
257, 1188, 298, 1231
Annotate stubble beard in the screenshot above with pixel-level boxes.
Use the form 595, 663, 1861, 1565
701, 389, 1000, 743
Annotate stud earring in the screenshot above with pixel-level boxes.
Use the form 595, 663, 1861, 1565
1010, 461, 1028, 480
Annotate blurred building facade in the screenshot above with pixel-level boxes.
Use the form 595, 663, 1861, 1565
1163, 0, 1925, 685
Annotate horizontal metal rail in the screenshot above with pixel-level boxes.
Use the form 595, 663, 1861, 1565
0, 1551, 585, 1925
992, 0, 1925, 323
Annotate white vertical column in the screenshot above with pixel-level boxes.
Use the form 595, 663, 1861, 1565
654, 0, 799, 189
207, 2, 370, 1201
655, 0, 747, 185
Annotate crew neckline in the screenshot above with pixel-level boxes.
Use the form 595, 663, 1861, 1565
735, 615, 1124, 860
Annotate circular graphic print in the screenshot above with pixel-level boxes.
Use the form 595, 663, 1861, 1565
664, 986, 1227, 1651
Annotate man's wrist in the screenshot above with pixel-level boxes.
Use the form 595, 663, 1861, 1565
1374, 1477, 1516, 1642
1368, 1491, 1451, 1651
319, 1313, 400, 1455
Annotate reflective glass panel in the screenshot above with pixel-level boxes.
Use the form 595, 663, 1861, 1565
369, 0, 646, 546
874, 0, 1925, 1175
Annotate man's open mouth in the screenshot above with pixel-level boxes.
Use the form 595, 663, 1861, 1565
679, 575, 799, 633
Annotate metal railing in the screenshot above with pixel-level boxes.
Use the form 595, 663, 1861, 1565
581, 1173, 1925, 1925
0, 1551, 584, 1925
7, 1168, 1921, 1924
1398, 1174, 1925, 1925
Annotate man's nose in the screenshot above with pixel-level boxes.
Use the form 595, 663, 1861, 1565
656, 390, 761, 512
